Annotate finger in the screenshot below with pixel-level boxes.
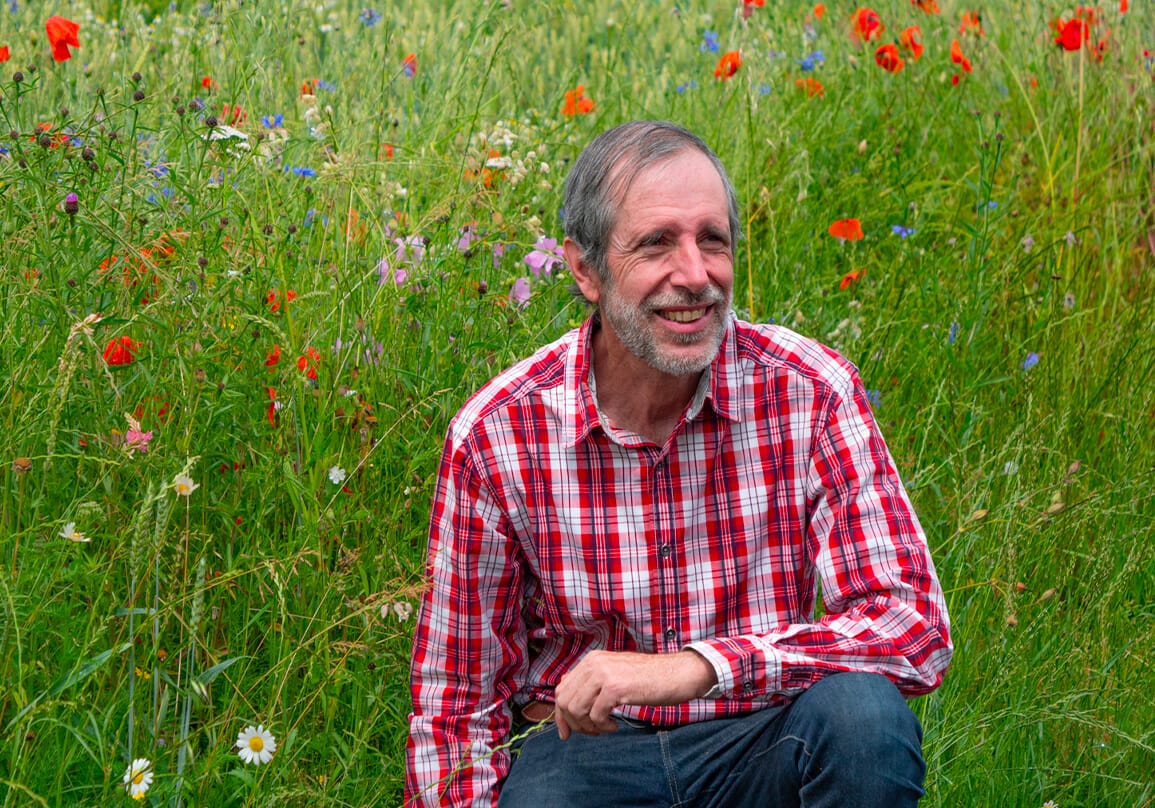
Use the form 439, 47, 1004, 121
555, 709, 572, 742
589, 687, 622, 726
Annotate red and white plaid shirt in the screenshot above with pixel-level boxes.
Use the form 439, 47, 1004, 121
406, 314, 952, 807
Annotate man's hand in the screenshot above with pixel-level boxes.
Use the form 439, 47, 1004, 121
552, 650, 717, 740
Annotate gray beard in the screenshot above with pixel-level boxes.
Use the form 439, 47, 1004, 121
600, 284, 730, 377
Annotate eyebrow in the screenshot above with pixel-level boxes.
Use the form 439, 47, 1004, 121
631, 222, 730, 248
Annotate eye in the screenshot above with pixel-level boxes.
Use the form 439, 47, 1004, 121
701, 232, 730, 249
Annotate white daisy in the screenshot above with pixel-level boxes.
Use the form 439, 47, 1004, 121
122, 758, 153, 800
60, 522, 90, 543
173, 474, 199, 497
236, 724, 277, 765
328, 465, 347, 485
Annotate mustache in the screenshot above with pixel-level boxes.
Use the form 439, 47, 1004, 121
643, 284, 728, 312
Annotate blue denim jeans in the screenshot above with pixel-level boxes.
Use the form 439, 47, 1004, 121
498, 672, 925, 808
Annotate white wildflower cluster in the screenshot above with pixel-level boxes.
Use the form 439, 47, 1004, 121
258, 125, 290, 165
473, 121, 518, 151
301, 93, 331, 141
471, 120, 552, 189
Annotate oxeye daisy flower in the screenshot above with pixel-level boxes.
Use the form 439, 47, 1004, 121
122, 758, 153, 800
173, 474, 199, 497
236, 724, 277, 765
60, 521, 90, 543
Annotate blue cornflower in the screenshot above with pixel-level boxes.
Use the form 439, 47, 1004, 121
262, 113, 284, 128
286, 166, 317, 178
360, 8, 381, 26
947, 321, 959, 345
676, 79, 699, 93
866, 389, 882, 410
891, 224, 915, 239
797, 50, 824, 71
757, 83, 772, 95
1021, 352, 1040, 371
314, 79, 337, 92
700, 31, 720, 52
304, 208, 329, 229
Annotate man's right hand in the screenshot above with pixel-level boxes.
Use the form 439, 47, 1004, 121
552, 649, 717, 740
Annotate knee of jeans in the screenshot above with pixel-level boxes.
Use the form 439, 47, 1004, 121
799, 673, 923, 748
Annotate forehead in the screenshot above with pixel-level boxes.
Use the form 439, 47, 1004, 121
609, 150, 729, 230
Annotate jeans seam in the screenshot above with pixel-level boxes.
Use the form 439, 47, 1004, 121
659, 730, 683, 805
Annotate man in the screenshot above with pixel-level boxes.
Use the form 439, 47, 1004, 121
406, 121, 952, 807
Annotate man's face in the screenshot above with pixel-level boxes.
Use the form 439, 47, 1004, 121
595, 149, 734, 377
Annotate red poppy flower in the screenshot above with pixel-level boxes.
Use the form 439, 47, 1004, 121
1054, 19, 1089, 51
714, 50, 742, 79
911, 0, 939, 13
828, 219, 864, 241
0, 46, 9, 63
839, 268, 866, 289
266, 387, 278, 425
951, 38, 973, 72
266, 289, 297, 312
562, 85, 595, 116
899, 26, 923, 59
874, 43, 904, 73
1120, 0, 1128, 11
958, 11, 984, 36
813, 3, 826, 19
103, 335, 140, 366
795, 77, 825, 97
220, 103, 246, 126
201, 75, 217, 91
402, 53, 417, 77
265, 344, 282, 368
851, 8, 884, 43
297, 346, 321, 381
743, 0, 764, 6
45, 16, 80, 62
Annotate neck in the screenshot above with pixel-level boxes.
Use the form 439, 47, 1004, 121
589, 322, 702, 445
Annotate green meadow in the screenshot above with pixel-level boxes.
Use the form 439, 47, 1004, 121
0, 0, 1152, 804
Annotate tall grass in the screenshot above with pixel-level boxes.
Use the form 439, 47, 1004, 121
0, 0, 1151, 804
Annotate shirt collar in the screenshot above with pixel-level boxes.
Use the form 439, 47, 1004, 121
563, 312, 742, 448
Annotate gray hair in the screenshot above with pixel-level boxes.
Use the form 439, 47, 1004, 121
562, 121, 742, 282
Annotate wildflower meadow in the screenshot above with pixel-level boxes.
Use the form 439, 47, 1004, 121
1, 0, 1153, 804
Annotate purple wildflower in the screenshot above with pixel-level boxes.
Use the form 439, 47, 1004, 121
524, 236, 565, 278
456, 224, 480, 253
509, 277, 531, 308
394, 235, 425, 266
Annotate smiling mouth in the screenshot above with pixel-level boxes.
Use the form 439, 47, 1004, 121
657, 307, 709, 323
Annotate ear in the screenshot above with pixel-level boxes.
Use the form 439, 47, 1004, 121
564, 237, 602, 304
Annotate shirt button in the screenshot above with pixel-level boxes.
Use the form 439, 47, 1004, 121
743, 680, 754, 692
664, 628, 676, 642
659, 544, 672, 558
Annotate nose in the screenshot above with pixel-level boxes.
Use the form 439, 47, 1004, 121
670, 237, 709, 291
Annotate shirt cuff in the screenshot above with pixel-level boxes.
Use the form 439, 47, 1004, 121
685, 637, 779, 699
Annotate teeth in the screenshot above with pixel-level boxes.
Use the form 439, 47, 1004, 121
661, 308, 707, 323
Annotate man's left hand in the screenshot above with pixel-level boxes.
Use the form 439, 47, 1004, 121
552, 650, 717, 740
